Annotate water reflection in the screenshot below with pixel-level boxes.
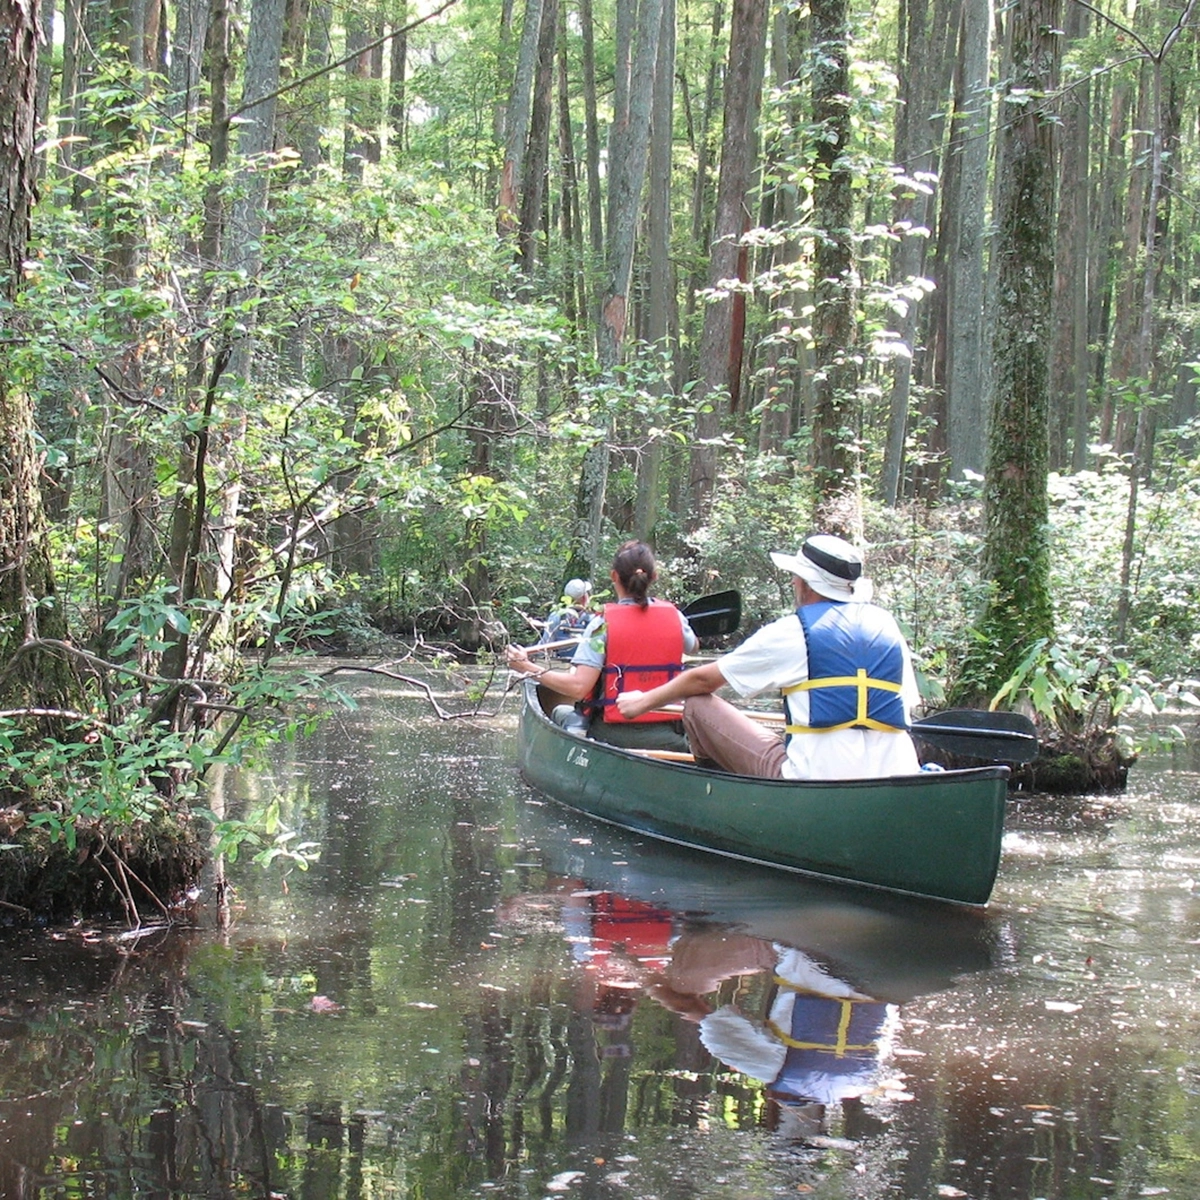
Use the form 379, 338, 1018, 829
500, 806, 1007, 1148
505, 886, 903, 1139
3, 683, 1200, 1199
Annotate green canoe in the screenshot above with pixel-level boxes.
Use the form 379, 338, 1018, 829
516, 681, 1010, 906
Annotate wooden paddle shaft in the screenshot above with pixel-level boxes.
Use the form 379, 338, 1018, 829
528, 637, 582, 654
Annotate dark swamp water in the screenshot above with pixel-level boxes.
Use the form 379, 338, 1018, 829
4, 672, 1200, 1199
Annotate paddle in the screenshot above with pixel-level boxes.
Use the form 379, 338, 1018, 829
681, 589, 741, 638
910, 709, 1039, 764
526, 589, 742, 654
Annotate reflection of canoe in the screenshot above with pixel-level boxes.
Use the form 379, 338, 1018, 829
516, 794, 1008, 1004
516, 681, 1010, 906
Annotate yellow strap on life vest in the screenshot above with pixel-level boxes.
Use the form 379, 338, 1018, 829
764, 991, 880, 1056
782, 667, 906, 734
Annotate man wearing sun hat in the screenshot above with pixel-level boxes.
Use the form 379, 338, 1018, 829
615, 534, 921, 780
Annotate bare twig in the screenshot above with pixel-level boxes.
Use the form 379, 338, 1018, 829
228, 0, 459, 120
317, 663, 509, 721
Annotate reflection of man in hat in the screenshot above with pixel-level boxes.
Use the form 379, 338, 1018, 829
614, 534, 921, 780
640, 930, 895, 1127
697, 946, 895, 1112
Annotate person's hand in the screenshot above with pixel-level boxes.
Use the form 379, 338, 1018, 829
505, 645, 540, 677
643, 974, 714, 1022
615, 690, 649, 719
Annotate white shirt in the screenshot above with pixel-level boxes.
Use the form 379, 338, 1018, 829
716, 606, 921, 781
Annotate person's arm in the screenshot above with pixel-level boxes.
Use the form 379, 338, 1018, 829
505, 644, 601, 701
679, 612, 699, 654
614, 660, 727, 720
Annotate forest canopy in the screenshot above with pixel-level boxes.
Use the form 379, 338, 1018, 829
0, 0, 1198, 916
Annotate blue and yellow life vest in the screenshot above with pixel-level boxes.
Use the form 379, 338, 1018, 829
542, 604, 591, 657
783, 601, 908, 734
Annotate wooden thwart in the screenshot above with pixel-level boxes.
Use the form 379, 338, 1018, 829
626, 748, 697, 762
528, 636, 583, 655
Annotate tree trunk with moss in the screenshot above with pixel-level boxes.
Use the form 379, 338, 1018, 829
0, 0, 78, 716
954, 0, 1059, 704
0, 4, 206, 921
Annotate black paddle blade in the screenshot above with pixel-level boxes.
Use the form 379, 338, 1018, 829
912, 709, 1039, 764
681, 589, 742, 638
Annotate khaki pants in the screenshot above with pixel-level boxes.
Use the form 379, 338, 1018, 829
682, 693, 787, 778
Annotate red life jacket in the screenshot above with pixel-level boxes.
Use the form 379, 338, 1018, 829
594, 601, 685, 724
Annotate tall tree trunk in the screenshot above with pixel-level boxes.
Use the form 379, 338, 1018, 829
0, 0, 78, 712
1117, 13, 1189, 640
162, 0, 232, 688
1049, 1, 1089, 472
556, 7, 585, 329
633, 0, 677, 540
911, 0, 961, 498
681, 0, 725, 383
578, 0, 603, 257
1104, 66, 1150, 457
298, 0, 331, 170
343, 9, 380, 180
388, 1, 408, 156
943, 0, 990, 483
34, 0, 56, 159
498, 0, 547, 235
570, 0, 664, 575
685, 0, 767, 528
879, 0, 944, 503
957, 0, 1060, 703
95, 9, 163, 618
1092, 77, 1130, 449
460, 0, 551, 645
807, 0, 858, 526
167, 0, 211, 133
756, 4, 807, 461
517, 0, 559, 277
223, 0, 286, 596
598, 0, 667, 368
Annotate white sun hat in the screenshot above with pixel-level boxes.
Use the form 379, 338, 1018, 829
769, 533, 874, 603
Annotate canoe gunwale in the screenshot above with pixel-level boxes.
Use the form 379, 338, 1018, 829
516, 680, 1009, 906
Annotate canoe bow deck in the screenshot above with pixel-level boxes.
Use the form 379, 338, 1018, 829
516, 681, 1009, 906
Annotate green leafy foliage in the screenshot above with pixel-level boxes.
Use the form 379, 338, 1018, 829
991, 635, 1193, 756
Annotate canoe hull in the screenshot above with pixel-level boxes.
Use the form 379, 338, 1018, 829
517, 683, 1008, 906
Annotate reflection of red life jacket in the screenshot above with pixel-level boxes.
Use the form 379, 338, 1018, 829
595, 601, 684, 724
588, 893, 674, 970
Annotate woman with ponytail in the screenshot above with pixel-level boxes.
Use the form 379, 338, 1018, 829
507, 541, 697, 751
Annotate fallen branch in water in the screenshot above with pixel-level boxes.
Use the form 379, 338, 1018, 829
318, 663, 512, 721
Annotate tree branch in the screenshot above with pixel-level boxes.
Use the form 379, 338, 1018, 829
229, 0, 460, 120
